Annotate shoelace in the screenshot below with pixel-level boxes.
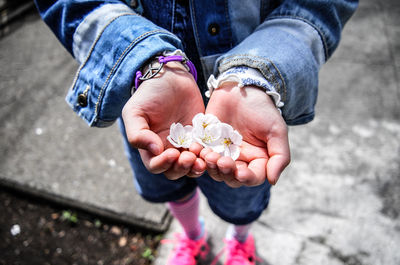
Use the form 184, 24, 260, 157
161, 233, 209, 262
210, 239, 260, 265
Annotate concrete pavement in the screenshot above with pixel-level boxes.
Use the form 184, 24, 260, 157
0, 9, 170, 232
0, 0, 399, 264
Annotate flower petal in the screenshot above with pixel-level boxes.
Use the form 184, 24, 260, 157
229, 145, 240, 161
184, 125, 193, 134
169, 123, 178, 139
231, 130, 243, 145
181, 139, 192, 148
211, 144, 225, 153
192, 113, 205, 129
174, 123, 185, 136
203, 114, 220, 125
167, 135, 182, 148
219, 123, 234, 138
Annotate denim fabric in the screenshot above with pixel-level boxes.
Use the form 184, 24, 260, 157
119, 119, 271, 225
35, 0, 358, 127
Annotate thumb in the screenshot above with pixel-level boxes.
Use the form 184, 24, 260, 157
265, 126, 290, 185
266, 154, 290, 185
123, 113, 163, 156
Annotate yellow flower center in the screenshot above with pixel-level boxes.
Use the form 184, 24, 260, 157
178, 136, 185, 145
201, 133, 215, 143
223, 138, 232, 146
202, 122, 208, 129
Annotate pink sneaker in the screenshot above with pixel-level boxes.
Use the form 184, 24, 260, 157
211, 234, 257, 265
162, 232, 209, 265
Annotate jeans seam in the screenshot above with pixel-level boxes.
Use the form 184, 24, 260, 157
223, 0, 233, 49
189, 0, 203, 56
171, 0, 176, 33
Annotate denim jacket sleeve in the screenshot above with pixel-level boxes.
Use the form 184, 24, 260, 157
215, 0, 358, 125
34, 0, 183, 127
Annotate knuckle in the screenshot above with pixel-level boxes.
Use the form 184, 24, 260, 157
127, 133, 140, 148
275, 123, 288, 136
211, 174, 223, 182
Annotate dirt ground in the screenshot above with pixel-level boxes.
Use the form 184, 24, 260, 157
0, 187, 162, 265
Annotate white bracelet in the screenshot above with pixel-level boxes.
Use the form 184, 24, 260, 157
206, 66, 284, 109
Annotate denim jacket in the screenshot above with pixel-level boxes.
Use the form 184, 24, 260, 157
34, 0, 358, 127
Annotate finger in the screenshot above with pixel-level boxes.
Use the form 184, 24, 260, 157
189, 142, 204, 156
238, 143, 268, 162
217, 156, 236, 182
235, 165, 256, 185
123, 112, 163, 155
187, 158, 206, 178
266, 126, 290, 185
266, 154, 290, 185
140, 148, 180, 174
235, 160, 249, 171
164, 151, 197, 180
204, 152, 224, 182
246, 158, 268, 186
199, 147, 213, 160
225, 178, 243, 188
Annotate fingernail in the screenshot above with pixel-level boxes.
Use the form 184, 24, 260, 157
148, 143, 160, 155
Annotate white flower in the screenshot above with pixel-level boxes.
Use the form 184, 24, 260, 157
192, 113, 222, 147
167, 123, 193, 148
193, 123, 222, 147
166, 113, 243, 160
10, 224, 21, 236
192, 113, 220, 131
211, 123, 242, 161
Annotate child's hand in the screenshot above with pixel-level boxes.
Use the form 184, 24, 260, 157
122, 62, 206, 180
202, 82, 290, 187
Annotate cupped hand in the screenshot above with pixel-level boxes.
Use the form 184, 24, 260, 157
201, 82, 290, 187
122, 62, 206, 180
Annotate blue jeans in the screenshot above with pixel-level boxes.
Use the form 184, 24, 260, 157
119, 119, 271, 225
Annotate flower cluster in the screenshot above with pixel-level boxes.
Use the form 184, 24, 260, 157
167, 113, 243, 160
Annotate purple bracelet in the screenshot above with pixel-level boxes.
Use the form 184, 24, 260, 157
133, 55, 197, 92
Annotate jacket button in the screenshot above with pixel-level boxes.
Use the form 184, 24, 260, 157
77, 93, 88, 107
208, 23, 220, 36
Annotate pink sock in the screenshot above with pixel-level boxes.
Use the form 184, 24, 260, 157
167, 189, 202, 240
226, 223, 251, 243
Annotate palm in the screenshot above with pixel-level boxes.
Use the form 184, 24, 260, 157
127, 65, 204, 148
205, 84, 289, 186
122, 64, 206, 179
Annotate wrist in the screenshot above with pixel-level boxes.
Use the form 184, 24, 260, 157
132, 50, 197, 94
206, 66, 284, 110
211, 82, 277, 111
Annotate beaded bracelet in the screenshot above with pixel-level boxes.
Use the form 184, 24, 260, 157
132, 54, 197, 93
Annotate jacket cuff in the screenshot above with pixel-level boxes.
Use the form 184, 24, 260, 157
215, 18, 323, 125
66, 9, 182, 127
